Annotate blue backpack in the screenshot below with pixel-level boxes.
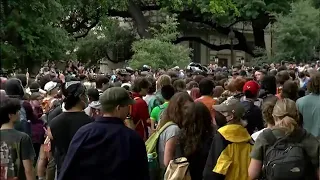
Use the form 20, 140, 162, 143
14, 101, 32, 137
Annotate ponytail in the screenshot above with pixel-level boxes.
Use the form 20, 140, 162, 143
276, 115, 298, 134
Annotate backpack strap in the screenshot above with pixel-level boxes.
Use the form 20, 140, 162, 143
263, 129, 277, 145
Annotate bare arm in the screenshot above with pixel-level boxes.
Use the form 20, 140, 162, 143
248, 159, 263, 180
163, 136, 178, 167
47, 127, 53, 140
22, 159, 35, 180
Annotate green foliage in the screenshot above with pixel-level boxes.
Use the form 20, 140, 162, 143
273, 0, 320, 62
251, 47, 271, 66
129, 16, 191, 69
1, 0, 72, 69
76, 18, 135, 64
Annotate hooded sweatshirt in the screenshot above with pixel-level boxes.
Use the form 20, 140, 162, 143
203, 124, 253, 180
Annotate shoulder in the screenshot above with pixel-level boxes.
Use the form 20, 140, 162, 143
49, 112, 66, 126
160, 124, 180, 140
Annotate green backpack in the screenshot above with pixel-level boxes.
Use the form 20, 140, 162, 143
145, 121, 175, 180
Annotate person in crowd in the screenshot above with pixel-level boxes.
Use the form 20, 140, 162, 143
258, 75, 277, 99
203, 98, 252, 180
241, 80, 264, 135
178, 102, 215, 179
249, 98, 320, 180
150, 85, 175, 132
95, 75, 109, 95
148, 74, 171, 115
298, 71, 309, 90
276, 70, 290, 97
195, 78, 216, 124
131, 77, 151, 140
173, 79, 186, 92
190, 87, 201, 100
297, 72, 320, 137
42, 81, 59, 114
58, 87, 149, 180
186, 81, 199, 95
0, 97, 35, 180
47, 81, 92, 176
84, 88, 101, 118
251, 96, 278, 140
220, 76, 246, 103
254, 69, 267, 83
281, 80, 299, 101
143, 77, 156, 110
157, 92, 193, 177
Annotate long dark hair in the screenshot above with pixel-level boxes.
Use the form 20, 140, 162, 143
158, 92, 193, 128
179, 102, 214, 157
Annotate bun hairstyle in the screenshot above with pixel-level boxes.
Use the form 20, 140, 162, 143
61, 81, 86, 110
272, 98, 299, 134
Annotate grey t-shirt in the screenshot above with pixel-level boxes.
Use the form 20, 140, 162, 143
0, 129, 35, 180
157, 124, 180, 169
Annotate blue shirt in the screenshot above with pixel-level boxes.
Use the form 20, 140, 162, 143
58, 117, 149, 180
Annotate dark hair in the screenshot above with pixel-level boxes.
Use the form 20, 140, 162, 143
161, 85, 175, 101
261, 75, 277, 95
244, 90, 256, 99
96, 75, 109, 89
0, 98, 21, 125
240, 70, 247, 77
147, 77, 156, 94
281, 80, 299, 101
298, 72, 306, 79
39, 74, 51, 89
29, 81, 40, 93
307, 72, 320, 94
186, 81, 198, 90
276, 70, 290, 85
199, 78, 214, 96
288, 70, 296, 80
159, 92, 193, 128
132, 77, 151, 93
15, 74, 27, 88
179, 102, 214, 156
173, 79, 186, 92
62, 83, 86, 110
87, 88, 99, 102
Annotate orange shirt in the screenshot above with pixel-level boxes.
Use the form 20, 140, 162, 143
195, 96, 216, 125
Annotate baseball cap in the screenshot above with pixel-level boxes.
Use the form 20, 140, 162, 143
99, 87, 135, 110
213, 98, 245, 119
44, 81, 58, 92
243, 80, 260, 96
117, 69, 130, 76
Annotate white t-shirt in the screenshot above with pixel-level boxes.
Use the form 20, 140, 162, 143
251, 128, 267, 141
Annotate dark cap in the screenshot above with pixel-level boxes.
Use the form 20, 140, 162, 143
213, 98, 245, 119
99, 87, 135, 110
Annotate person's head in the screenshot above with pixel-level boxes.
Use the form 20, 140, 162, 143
120, 83, 131, 91
179, 102, 214, 156
161, 85, 175, 101
272, 98, 300, 134
260, 75, 277, 95
213, 86, 224, 98
99, 87, 135, 120
261, 96, 278, 126
213, 98, 245, 123
15, 74, 27, 88
44, 81, 59, 97
0, 97, 21, 126
228, 77, 247, 93
30, 92, 43, 102
255, 69, 266, 82
281, 80, 299, 101
156, 74, 171, 91
159, 92, 193, 128
61, 81, 88, 111
5, 78, 24, 99
186, 81, 198, 90
288, 70, 296, 80
298, 71, 306, 79
239, 70, 247, 77
307, 72, 320, 95
147, 77, 156, 95
96, 75, 109, 89
276, 70, 290, 86
132, 77, 151, 96
87, 88, 100, 102
190, 87, 201, 100
173, 79, 186, 93
243, 80, 260, 99
29, 81, 40, 93
199, 78, 214, 96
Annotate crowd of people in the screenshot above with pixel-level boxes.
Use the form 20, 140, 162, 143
0, 61, 320, 180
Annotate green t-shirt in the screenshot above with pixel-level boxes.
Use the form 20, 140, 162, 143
150, 102, 169, 123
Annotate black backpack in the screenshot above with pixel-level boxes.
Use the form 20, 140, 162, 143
263, 129, 310, 180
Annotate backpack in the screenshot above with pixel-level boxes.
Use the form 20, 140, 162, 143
241, 100, 264, 135
263, 129, 309, 180
164, 157, 191, 180
145, 121, 175, 180
156, 104, 167, 124
14, 101, 32, 137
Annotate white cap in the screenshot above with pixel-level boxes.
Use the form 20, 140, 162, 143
44, 81, 58, 92
121, 83, 131, 88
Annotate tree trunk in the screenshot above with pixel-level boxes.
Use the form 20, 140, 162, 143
252, 23, 266, 49
127, 0, 151, 38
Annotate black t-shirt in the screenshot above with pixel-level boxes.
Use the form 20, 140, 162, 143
49, 112, 92, 175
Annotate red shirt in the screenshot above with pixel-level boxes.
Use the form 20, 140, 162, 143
195, 96, 216, 125
131, 92, 150, 140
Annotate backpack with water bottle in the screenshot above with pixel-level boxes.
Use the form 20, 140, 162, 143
145, 121, 175, 180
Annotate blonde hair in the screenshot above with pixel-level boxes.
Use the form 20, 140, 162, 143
156, 75, 171, 90
272, 98, 299, 134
